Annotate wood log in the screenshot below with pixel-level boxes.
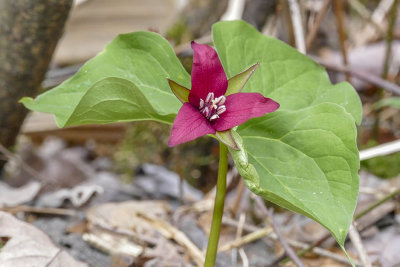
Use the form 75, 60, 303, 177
0, 0, 72, 171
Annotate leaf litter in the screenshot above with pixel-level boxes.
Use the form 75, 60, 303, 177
1, 134, 400, 266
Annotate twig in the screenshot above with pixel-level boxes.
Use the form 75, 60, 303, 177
254, 197, 306, 267
273, 233, 331, 266
355, 0, 395, 46
236, 213, 247, 266
347, 0, 384, 35
230, 178, 245, 217
222, 216, 362, 266
267, 211, 305, 267
359, 139, 400, 160
354, 186, 400, 221
373, 0, 398, 139
333, 0, 349, 81
0, 205, 77, 216
137, 212, 204, 266
287, 0, 306, 53
306, 0, 331, 51
372, 0, 395, 23
239, 248, 249, 267
221, 0, 246, 21
348, 223, 372, 267
219, 225, 272, 252
315, 58, 400, 95
382, 0, 398, 79
292, 185, 400, 265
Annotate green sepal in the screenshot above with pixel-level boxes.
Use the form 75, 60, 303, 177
225, 63, 259, 96
168, 79, 190, 103
215, 129, 239, 150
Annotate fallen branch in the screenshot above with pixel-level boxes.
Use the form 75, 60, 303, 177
287, 0, 306, 53
219, 225, 272, 252
293, 186, 400, 265
348, 0, 384, 35
254, 197, 305, 267
348, 223, 372, 267
359, 139, 400, 160
333, 0, 349, 81
354, 186, 400, 221
0, 205, 77, 217
306, 0, 331, 50
315, 58, 400, 95
137, 212, 204, 266
222, 216, 362, 266
236, 213, 248, 266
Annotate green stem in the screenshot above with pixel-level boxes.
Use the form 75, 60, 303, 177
204, 142, 228, 267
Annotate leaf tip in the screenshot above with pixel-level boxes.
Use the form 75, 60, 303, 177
19, 97, 34, 105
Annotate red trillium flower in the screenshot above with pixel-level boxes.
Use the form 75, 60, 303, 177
168, 42, 279, 148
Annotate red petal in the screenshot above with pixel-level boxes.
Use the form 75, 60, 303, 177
188, 42, 228, 108
212, 93, 279, 131
168, 103, 216, 146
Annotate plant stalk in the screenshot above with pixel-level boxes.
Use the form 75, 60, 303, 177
204, 142, 228, 267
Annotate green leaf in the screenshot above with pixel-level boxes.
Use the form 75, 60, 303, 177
213, 20, 361, 245
20, 31, 191, 127
64, 77, 176, 125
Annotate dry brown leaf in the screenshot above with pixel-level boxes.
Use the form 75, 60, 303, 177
0, 211, 87, 267
86, 200, 171, 238
0, 181, 40, 208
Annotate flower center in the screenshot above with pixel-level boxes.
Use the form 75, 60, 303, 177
198, 92, 226, 121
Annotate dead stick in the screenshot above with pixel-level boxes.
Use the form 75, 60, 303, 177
0, 205, 77, 216
333, 0, 350, 81
306, 0, 331, 50
254, 196, 306, 267
315, 58, 400, 95
382, 0, 398, 79
219, 226, 272, 252
348, 0, 384, 35
354, 186, 400, 220
230, 178, 245, 217
290, 186, 400, 264
348, 223, 372, 267
287, 0, 306, 53
137, 212, 204, 266
222, 216, 361, 266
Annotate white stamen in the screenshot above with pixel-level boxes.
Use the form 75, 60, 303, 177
214, 95, 226, 105
199, 99, 204, 109
203, 107, 210, 117
216, 105, 226, 115
198, 91, 227, 121
206, 92, 214, 103
210, 114, 219, 121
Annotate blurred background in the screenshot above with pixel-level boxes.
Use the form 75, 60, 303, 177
0, 0, 400, 266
